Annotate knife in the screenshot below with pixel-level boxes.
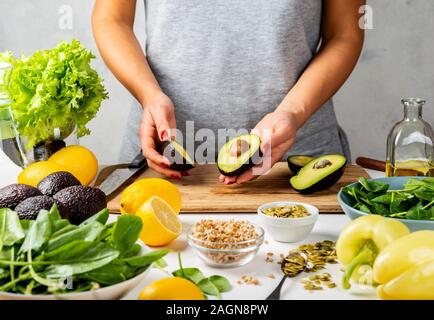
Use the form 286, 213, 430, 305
96, 153, 148, 197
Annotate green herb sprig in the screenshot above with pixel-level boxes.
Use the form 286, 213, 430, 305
172, 253, 231, 299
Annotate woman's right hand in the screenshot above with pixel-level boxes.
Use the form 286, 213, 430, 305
139, 91, 184, 179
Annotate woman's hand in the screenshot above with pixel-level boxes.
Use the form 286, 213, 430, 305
219, 110, 298, 185
139, 91, 185, 179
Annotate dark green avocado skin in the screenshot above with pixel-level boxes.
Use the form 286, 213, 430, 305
0, 184, 42, 209
161, 141, 195, 171
218, 148, 262, 177
291, 163, 346, 194
287, 155, 314, 175
53, 186, 107, 225
37, 171, 81, 196
14, 195, 55, 220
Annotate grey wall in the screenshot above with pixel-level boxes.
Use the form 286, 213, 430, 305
1, 0, 433, 164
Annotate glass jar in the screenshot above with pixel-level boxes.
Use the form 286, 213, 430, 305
386, 98, 434, 177
0, 62, 27, 167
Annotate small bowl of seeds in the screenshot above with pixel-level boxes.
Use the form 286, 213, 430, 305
257, 202, 319, 243
187, 219, 264, 268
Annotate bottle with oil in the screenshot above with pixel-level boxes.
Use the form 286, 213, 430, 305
386, 98, 434, 177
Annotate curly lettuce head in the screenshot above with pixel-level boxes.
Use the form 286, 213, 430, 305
0, 40, 108, 148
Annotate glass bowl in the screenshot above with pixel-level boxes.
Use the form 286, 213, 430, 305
187, 222, 264, 268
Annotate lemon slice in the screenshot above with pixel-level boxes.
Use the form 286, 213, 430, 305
136, 196, 182, 246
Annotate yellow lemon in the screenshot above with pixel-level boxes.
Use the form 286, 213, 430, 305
120, 178, 181, 215
18, 161, 66, 187
139, 277, 204, 300
49, 145, 98, 185
136, 196, 182, 246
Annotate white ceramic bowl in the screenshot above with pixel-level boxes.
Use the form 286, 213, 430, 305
0, 242, 151, 300
257, 202, 319, 243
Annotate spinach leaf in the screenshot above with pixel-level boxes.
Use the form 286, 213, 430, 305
51, 224, 77, 238
406, 207, 433, 220
46, 221, 104, 252
19, 210, 52, 253
198, 278, 220, 297
84, 262, 135, 285
80, 208, 109, 227
43, 241, 119, 277
0, 208, 25, 249
119, 249, 170, 267
120, 243, 142, 258
359, 177, 389, 193
111, 215, 142, 253
172, 267, 205, 284
48, 205, 62, 223
208, 275, 231, 293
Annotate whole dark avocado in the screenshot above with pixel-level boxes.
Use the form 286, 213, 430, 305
37, 171, 81, 196
290, 154, 347, 194
14, 195, 55, 220
0, 184, 42, 209
53, 186, 107, 225
160, 140, 195, 171
217, 134, 262, 176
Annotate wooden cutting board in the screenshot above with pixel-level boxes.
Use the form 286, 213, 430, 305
107, 163, 369, 214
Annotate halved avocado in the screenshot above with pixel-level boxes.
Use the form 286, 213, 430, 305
161, 140, 195, 171
217, 134, 262, 176
290, 154, 347, 194
287, 155, 314, 174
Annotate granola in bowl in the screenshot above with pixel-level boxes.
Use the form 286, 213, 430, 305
187, 219, 264, 268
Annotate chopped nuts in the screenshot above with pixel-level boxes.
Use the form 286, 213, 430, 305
239, 275, 260, 285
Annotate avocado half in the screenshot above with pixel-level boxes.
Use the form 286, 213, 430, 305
290, 154, 347, 194
217, 134, 262, 176
161, 140, 195, 171
287, 155, 314, 174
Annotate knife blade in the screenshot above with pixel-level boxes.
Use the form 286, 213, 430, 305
98, 153, 147, 196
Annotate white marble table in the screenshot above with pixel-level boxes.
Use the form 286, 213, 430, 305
123, 169, 383, 300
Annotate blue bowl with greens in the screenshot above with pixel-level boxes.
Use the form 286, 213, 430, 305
338, 176, 434, 232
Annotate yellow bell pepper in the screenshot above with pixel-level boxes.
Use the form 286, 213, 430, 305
373, 230, 434, 300
336, 215, 410, 289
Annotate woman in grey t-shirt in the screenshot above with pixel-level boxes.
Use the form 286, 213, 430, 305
93, 0, 365, 184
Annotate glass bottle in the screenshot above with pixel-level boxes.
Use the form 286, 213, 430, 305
386, 98, 434, 177
0, 62, 27, 167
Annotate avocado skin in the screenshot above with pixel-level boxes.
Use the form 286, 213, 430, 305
290, 161, 347, 194
53, 186, 107, 225
0, 184, 42, 210
217, 148, 262, 177
287, 155, 314, 175
161, 141, 195, 171
37, 171, 81, 196
14, 195, 56, 220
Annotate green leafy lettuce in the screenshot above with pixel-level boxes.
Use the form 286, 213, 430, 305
0, 39, 108, 148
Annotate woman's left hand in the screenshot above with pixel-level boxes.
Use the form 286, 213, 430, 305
219, 109, 298, 184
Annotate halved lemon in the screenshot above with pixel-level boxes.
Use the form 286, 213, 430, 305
120, 178, 181, 215
136, 196, 182, 246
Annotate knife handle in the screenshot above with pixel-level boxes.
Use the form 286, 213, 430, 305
356, 157, 386, 172
129, 152, 147, 169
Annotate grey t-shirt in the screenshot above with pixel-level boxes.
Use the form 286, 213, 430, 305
121, 0, 350, 162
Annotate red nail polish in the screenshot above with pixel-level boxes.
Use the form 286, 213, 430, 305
161, 130, 168, 141
171, 174, 181, 180
161, 162, 170, 168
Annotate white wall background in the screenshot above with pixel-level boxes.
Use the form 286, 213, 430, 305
1, 0, 433, 164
